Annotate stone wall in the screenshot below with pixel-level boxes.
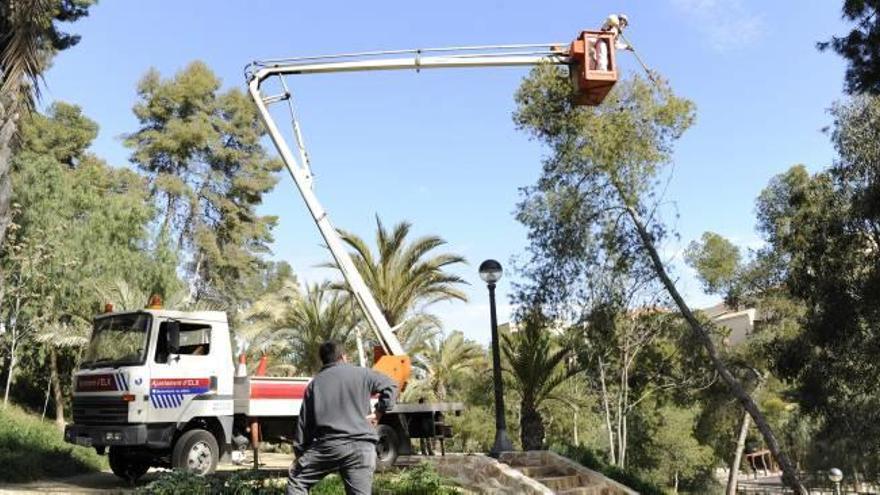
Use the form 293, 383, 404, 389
428, 453, 554, 494
421, 451, 639, 494
500, 451, 639, 495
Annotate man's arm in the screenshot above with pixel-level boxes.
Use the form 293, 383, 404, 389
365, 369, 399, 419
293, 387, 313, 457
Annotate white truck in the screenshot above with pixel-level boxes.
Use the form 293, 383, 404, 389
64, 306, 461, 480
63, 28, 617, 481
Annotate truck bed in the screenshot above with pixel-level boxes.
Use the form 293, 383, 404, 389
233, 376, 310, 417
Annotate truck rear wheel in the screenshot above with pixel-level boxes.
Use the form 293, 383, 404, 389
108, 447, 150, 482
172, 429, 219, 476
375, 424, 399, 471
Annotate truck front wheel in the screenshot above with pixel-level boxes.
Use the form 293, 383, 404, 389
108, 447, 150, 482
172, 429, 219, 476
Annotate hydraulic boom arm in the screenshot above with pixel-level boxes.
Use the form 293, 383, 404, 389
246, 33, 617, 385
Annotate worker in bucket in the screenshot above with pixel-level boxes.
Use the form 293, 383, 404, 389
287, 340, 398, 495
594, 13, 631, 71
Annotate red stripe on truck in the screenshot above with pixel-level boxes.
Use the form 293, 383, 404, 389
250, 382, 307, 399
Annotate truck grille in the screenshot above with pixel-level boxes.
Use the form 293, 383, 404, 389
72, 396, 129, 425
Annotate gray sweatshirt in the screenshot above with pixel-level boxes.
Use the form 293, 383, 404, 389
293, 362, 398, 455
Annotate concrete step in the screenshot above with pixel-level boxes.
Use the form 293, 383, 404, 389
518, 465, 568, 478
557, 488, 604, 495
537, 474, 581, 492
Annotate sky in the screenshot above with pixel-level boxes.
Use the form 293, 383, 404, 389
42, 1, 850, 345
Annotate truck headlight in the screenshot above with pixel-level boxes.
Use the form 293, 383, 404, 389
104, 432, 122, 442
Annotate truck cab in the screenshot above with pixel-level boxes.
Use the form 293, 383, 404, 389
65, 308, 236, 479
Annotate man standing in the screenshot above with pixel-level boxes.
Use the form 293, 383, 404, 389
287, 340, 399, 495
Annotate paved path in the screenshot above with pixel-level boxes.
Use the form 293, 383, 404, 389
0, 452, 294, 494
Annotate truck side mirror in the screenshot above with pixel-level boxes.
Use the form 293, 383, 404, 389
166, 320, 180, 354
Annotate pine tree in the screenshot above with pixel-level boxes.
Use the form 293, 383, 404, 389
125, 61, 283, 308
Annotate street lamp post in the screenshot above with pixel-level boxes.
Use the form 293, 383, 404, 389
479, 259, 513, 457
828, 468, 843, 495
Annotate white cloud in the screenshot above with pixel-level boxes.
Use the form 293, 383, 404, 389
670, 0, 765, 51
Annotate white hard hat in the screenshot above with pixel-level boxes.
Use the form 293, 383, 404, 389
618, 14, 629, 27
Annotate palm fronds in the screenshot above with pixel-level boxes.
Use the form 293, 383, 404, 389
0, 0, 56, 109
321, 216, 468, 348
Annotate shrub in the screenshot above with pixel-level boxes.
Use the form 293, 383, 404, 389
552, 443, 667, 495
0, 405, 105, 482
374, 462, 461, 495
136, 463, 462, 494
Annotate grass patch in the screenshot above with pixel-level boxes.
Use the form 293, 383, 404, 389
137, 463, 464, 494
0, 404, 106, 482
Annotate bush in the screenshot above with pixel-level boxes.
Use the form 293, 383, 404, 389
373, 462, 461, 495
136, 463, 462, 495
0, 405, 106, 482
552, 443, 667, 495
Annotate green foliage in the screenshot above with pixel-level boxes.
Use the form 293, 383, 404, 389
684, 232, 741, 295
136, 464, 461, 495
326, 217, 468, 361
0, 0, 95, 107
760, 95, 880, 477
239, 279, 358, 376
502, 310, 577, 450
818, 0, 880, 95
373, 463, 462, 494
633, 404, 716, 492
0, 0, 96, 251
1, 102, 176, 412
19, 101, 97, 165
553, 443, 667, 495
513, 69, 695, 316
125, 61, 282, 308
332, 217, 467, 328
405, 330, 484, 402
0, 404, 105, 482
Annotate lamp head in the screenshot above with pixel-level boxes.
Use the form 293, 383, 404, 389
479, 259, 503, 284
828, 468, 843, 483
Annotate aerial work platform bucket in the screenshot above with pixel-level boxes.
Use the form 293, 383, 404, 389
569, 30, 618, 106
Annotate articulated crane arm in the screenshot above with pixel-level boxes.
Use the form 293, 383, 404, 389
246, 30, 618, 389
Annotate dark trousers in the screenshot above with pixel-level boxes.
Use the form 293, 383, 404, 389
287, 440, 376, 495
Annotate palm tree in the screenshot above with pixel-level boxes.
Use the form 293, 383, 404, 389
95, 279, 218, 312
236, 273, 302, 364
405, 330, 485, 402
34, 319, 88, 430
502, 311, 579, 450
240, 280, 359, 376
0, 0, 93, 247
326, 217, 468, 356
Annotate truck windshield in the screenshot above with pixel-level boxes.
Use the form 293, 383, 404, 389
81, 314, 151, 369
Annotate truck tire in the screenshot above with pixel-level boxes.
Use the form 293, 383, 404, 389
172, 429, 219, 476
375, 424, 399, 471
108, 447, 150, 482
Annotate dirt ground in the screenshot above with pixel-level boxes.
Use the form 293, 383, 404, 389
0, 452, 294, 494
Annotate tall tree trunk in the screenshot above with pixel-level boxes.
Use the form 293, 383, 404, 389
0, 97, 19, 249
572, 406, 579, 446
520, 400, 544, 450
621, 203, 808, 495
727, 410, 751, 495
3, 290, 22, 407
41, 373, 51, 420
621, 349, 630, 468
598, 357, 617, 465
4, 338, 16, 407
49, 346, 65, 429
